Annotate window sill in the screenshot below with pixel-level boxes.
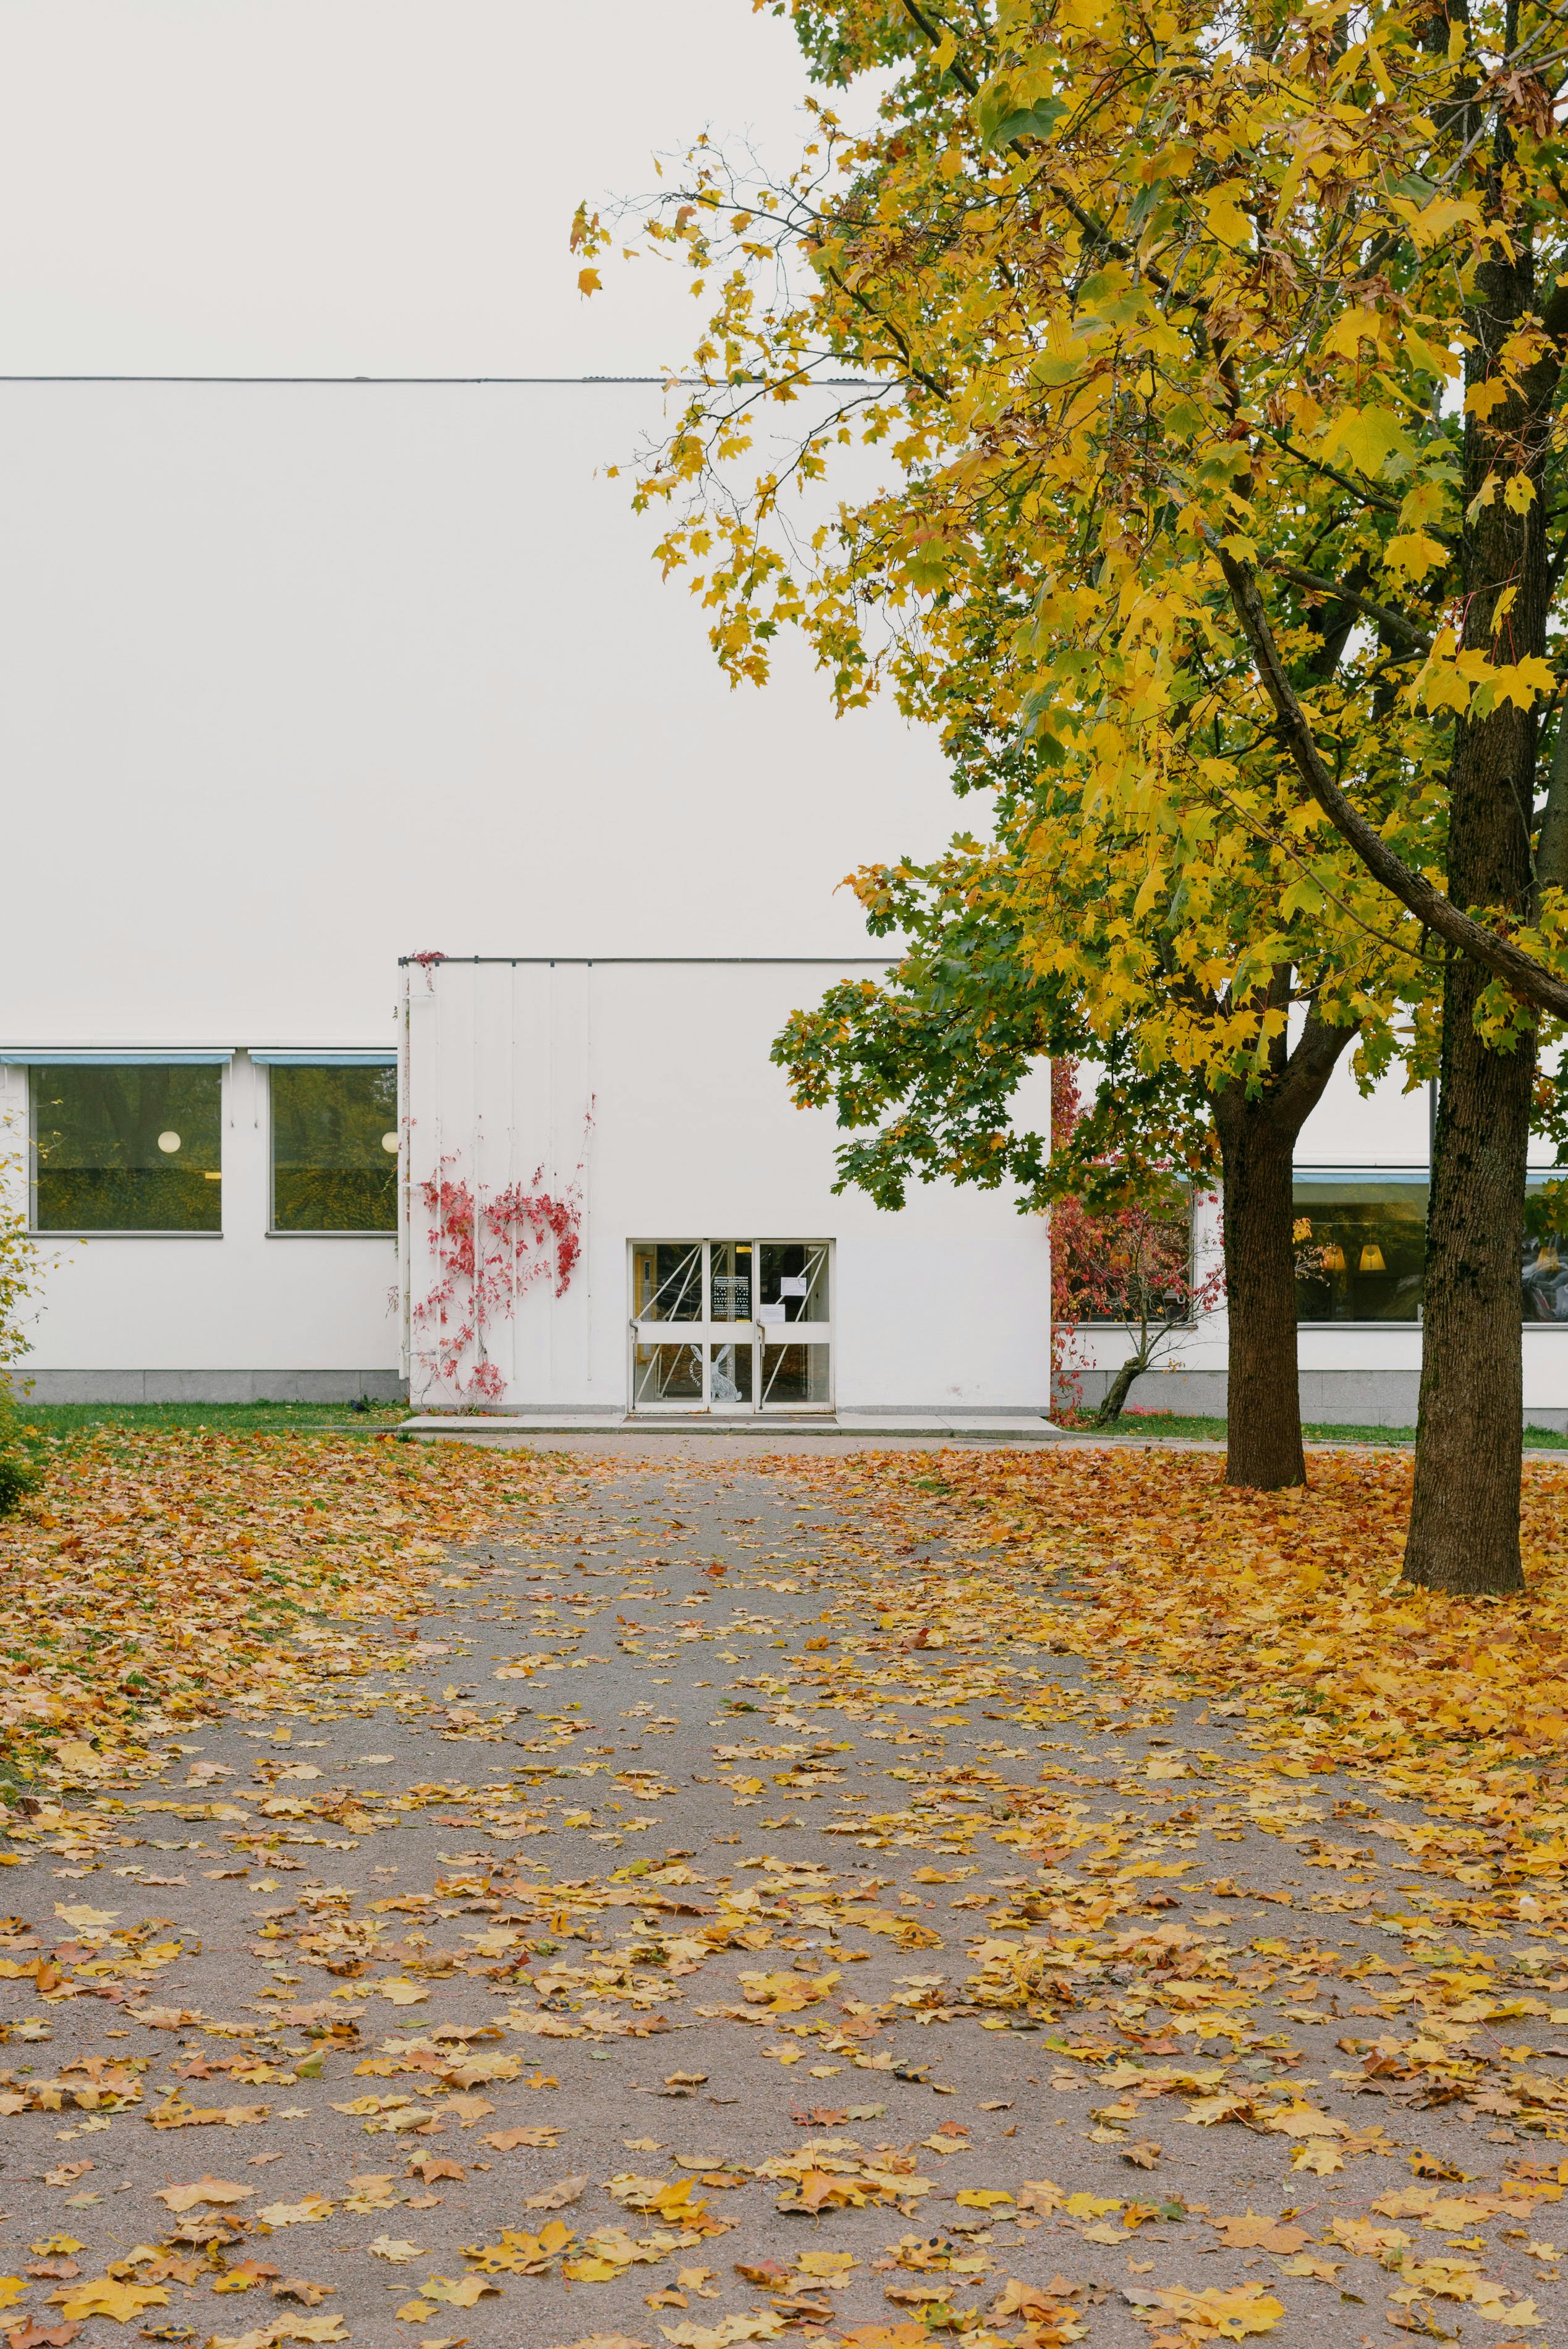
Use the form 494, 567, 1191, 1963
30, 1228, 225, 1240
265, 1228, 397, 1241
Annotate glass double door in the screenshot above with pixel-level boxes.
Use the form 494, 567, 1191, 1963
630, 1239, 831, 1412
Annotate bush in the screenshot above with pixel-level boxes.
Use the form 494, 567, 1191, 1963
0, 1387, 37, 1516
0, 1446, 35, 1516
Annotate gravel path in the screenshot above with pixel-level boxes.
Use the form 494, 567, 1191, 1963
1, 1463, 1562, 2349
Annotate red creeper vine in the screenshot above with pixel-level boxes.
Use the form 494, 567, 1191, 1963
412, 1111, 591, 1401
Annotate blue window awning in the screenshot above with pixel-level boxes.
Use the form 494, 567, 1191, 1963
0, 1048, 232, 1066
250, 1051, 396, 1068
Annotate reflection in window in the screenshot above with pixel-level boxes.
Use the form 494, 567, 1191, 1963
632, 1341, 705, 1404
1294, 1181, 1426, 1322
1524, 1227, 1568, 1322
271, 1065, 398, 1232
762, 1343, 832, 1406
710, 1239, 752, 1322
758, 1241, 829, 1327
633, 1243, 702, 1322
32, 1065, 222, 1231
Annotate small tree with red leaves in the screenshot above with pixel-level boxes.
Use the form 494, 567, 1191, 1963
1052, 1062, 1223, 1426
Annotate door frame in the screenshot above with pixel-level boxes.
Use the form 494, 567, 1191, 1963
627, 1237, 833, 1413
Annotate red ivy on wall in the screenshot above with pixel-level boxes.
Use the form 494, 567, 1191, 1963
412, 1118, 590, 1401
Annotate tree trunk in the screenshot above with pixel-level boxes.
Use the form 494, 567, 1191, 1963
1405, 968, 1532, 1592
1209, 991, 1357, 1490
1404, 98, 1551, 1595
1094, 1352, 1145, 1427
1211, 1093, 1305, 1489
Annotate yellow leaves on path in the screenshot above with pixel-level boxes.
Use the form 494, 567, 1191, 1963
843, 1448, 1568, 1811
257, 2198, 333, 2227
147, 2099, 270, 2130
464, 2220, 574, 2276
153, 2176, 253, 2211
1134, 2280, 1284, 2338
54, 2277, 169, 2324
0, 1427, 542, 1780
207, 2319, 346, 2348
421, 2274, 500, 2307
1209, 2214, 1307, 2254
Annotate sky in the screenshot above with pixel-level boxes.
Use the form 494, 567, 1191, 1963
0, 0, 829, 377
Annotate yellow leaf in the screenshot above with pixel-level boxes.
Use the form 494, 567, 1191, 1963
377, 1979, 429, 2006
577, 269, 602, 297
423, 2276, 501, 2307
59, 2278, 171, 2324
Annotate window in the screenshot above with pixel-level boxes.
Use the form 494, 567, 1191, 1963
1524, 1218, 1568, 1322
270, 1064, 398, 1233
630, 1238, 831, 1411
1294, 1171, 1568, 1325
1294, 1178, 1426, 1322
32, 1064, 222, 1231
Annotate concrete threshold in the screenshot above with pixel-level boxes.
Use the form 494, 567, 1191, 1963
400, 1411, 1066, 1448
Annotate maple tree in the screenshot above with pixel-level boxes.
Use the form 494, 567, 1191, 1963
580, 0, 1568, 1590
774, 827, 1371, 1482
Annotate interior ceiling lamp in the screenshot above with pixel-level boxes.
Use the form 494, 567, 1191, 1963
156, 1131, 182, 1154
1321, 1242, 1346, 1273
1359, 1243, 1387, 1273
1537, 1239, 1562, 1272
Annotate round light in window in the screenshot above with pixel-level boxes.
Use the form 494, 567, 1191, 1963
157, 1131, 182, 1154
381, 1132, 399, 1154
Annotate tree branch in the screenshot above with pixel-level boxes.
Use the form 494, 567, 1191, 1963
1263, 558, 1434, 653
1208, 525, 1568, 1020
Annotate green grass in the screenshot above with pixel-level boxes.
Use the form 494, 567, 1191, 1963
5, 1398, 1566, 1454
1075, 1411, 1568, 1451
9, 1399, 410, 1442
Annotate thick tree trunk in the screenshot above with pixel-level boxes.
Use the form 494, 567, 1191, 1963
1405, 968, 1532, 1592
1404, 104, 1551, 1595
1211, 1095, 1305, 1489
1210, 992, 1357, 1490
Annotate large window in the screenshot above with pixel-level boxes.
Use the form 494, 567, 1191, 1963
32, 1064, 222, 1231
1294, 1172, 1568, 1323
270, 1064, 398, 1233
1294, 1177, 1426, 1323
630, 1238, 831, 1411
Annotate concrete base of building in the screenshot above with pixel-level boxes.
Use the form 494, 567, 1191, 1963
1060, 1365, 1568, 1434
6, 1369, 409, 1404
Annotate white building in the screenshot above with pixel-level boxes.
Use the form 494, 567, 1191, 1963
0, 378, 1563, 1425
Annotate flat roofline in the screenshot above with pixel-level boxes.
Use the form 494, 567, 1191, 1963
399, 954, 892, 967
0, 375, 878, 388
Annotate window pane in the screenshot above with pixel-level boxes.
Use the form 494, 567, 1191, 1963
1524, 1229, 1568, 1322
761, 1342, 831, 1407
632, 1341, 704, 1403
271, 1066, 397, 1232
758, 1241, 829, 1325
32, 1065, 222, 1231
633, 1243, 702, 1321
710, 1239, 753, 1322
710, 1341, 753, 1405
1294, 1183, 1425, 1322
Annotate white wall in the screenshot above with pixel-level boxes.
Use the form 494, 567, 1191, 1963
0, 380, 957, 1050
0, 379, 962, 1386
402, 959, 1053, 1414
1, 1055, 398, 1393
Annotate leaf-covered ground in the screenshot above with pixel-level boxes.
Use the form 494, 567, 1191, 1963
1, 1435, 1566, 2349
